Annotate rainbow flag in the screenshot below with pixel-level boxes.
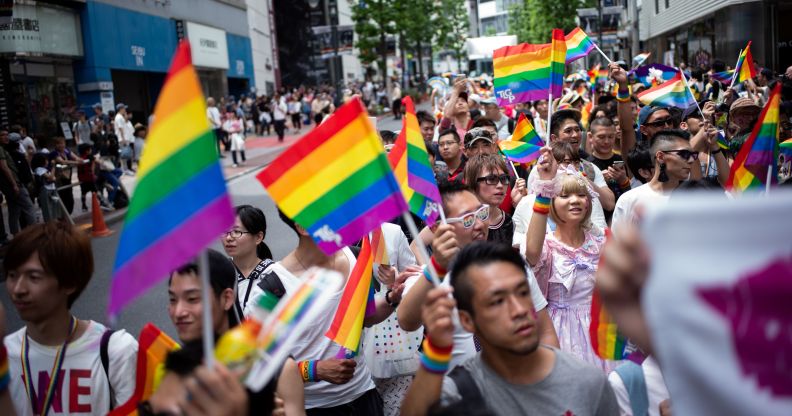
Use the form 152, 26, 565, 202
717, 132, 729, 150
109, 42, 234, 317
636, 71, 696, 109
781, 139, 792, 158
727, 83, 781, 191
588, 64, 600, 89
590, 288, 628, 360
257, 97, 408, 255
109, 324, 179, 416
387, 96, 442, 225
633, 52, 651, 66
493, 42, 552, 106
370, 226, 390, 266
549, 29, 567, 98
733, 42, 757, 85
499, 113, 543, 163
631, 63, 678, 88
564, 27, 595, 63
711, 70, 734, 85
259, 277, 322, 354
581, 99, 594, 129
326, 236, 376, 353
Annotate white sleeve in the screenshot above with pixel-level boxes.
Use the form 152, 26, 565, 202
394, 228, 417, 271
526, 166, 539, 191
610, 193, 632, 235
109, 331, 139, 407
607, 371, 634, 416
592, 164, 607, 187
511, 194, 535, 254
525, 267, 547, 311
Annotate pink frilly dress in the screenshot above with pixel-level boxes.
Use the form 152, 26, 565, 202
532, 230, 619, 372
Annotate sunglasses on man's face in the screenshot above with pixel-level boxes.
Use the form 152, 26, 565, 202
644, 117, 674, 128
476, 174, 510, 186
661, 149, 699, 161
446, 205, 490, 229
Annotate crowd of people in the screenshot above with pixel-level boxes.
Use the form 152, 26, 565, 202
1, 55, 791, 416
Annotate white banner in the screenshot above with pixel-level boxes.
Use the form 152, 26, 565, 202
185, 21, 229, 69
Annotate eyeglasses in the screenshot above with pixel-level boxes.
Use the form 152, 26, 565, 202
447, 205, 490, 228
644, 118, 675, 128
661, 149, 699, 161
223, 230, 251, 239
477, 174, 510, 186
438, 140, 458, 148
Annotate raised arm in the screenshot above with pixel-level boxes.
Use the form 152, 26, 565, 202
610, 63, 636, 156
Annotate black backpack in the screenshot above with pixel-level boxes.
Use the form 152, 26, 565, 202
8, 148, 32, 185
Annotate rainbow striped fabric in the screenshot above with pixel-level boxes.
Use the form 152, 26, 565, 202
590, 285, 628, 360
733, 42, 757, 85
257, 97, 407, 255
717, 132, 729, 150
581, 100, 594, 129
371, 226, 390, 266
564, 27, 595, 63
499, 113, 543, 163
727, 83, 781, 191
387, 96, 442, 225
588, 64, 600, 89
549, 29, 567, 98
781, 138, 792, 158
494, 42, 552, 106
110, 324, 179, 416
636, 71, 696, 109
110, 42, 234, 317
711, 70, 734, 85
326, 237, 376, 353
633, 52, 651, 66
631, 63, 678, 87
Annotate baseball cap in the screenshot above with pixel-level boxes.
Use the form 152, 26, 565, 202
468, 93, 481, 103
8, 132, 21, 142
115, 103, 127, 111
681, 104, 703, 122
479, 97, 498, 106
458, 91, 469, 101
637, 105, 669, 127
464, 127, 494, 147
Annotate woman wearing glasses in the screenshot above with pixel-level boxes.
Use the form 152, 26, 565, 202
463, 154, 514, 245
524, 146, 616, 372
221, 205, 275, 315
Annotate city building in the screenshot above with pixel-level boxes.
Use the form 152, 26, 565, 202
638, 0, 790, 72
245, 0, 279, 95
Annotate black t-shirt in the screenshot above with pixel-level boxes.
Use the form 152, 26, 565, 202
487, 212, 514, 246
586, 153, 622, 172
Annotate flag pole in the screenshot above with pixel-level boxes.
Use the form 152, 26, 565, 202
199, 250, 216, 368
729, 49, 743, 88
401, 212, 442, 286
593, 43, 612, 64
546, 93, 553, 143
766, 165, 772, 194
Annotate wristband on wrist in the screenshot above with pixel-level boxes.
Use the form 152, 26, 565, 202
430, 256, 447, 275
619, 177, 631, 189
298, 360, 318, 382
420, 337, 452, 374
0, 344, 8, 393
533, 195, 551, 215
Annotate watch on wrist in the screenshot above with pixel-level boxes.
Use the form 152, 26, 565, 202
385, 289, 400, 307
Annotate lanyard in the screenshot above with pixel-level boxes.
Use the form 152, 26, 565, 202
21, 316, 77, 416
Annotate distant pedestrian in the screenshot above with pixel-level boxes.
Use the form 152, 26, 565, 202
206, 97, 226, 158
272, 93, 288, 142
223, 111, 246, 167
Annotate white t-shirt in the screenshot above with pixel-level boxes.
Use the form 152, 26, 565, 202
34, 167, 56, 191
206, 106, 222, 128
611, 183, 670, 235
608, 356, 670, 416
113, 113, 127, 144
403, 266, 548, 370
263, 249, 376, 409
5, 320, 138, 416
526, 165, 608, 230
273, 98, 287, 121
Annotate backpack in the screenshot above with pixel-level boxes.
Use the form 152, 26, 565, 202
9, 149, 32, 185
100, 329, 117, 411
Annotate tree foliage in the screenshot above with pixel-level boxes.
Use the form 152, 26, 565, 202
434, 0, 468, 68
509, 0, 595, 44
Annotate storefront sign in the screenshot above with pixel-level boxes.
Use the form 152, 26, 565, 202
185, 22, 229, 69
131, 45, 146, 67
0, 4, 82, 56
100, 91, 115, 114
236, 59, 244, 76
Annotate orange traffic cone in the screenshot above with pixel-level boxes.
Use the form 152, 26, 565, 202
91, 193, 113, 237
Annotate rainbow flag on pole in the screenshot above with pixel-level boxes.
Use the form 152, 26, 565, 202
109, 324, 179, 416
590, 288, 627, 360
370, 226, 390, 266
727, 83, 781, 192
780, 138, 792, 159
550, 29, 567, 97
711, 70, 734, 85
733, 42, 757, 85
564, 27, 596, 63
109, 42, 234, 318
499, 113, 543, 163
257, 97, 408, 254
493, 42, 553, 106
636, 71, 696, 109
326, 237, 376, 353
387, 96, 442, 225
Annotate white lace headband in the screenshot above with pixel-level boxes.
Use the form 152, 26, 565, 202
530, 164, 600, 199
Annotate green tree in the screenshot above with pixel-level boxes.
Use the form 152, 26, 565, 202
509, 0, 595, 44
434, 0, 468, 70
351, 0, 398, 82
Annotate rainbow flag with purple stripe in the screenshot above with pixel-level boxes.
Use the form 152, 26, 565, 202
636, 71, 696, 109
257, 98, 408, 254
711, 70, 734, 85
781, 138, 792, 158
387, 96, 442, 225
727, 83, 780, 191
499, 113, 543, 163
493, 42, 553, 106
109, 41, 235, 318
631, 64, 678, 88
733, 42, 757, 85
564, 27, 595, 63
549, 29, 567, 97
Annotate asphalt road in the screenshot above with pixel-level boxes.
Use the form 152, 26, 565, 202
1, 113, 407, 340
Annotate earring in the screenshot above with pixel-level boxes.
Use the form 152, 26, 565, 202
658, 163, 669, 182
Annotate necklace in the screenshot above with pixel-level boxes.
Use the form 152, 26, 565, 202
21, 316, 78, 416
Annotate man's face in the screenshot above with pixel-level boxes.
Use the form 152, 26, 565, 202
535, 100, 548, 115
459, 261, 539, 356
464, 139, 495, 158
6, 253, 74, 324
657, 138, 695, 182
419, 121, 435, 143
588, 125, 616, 155
454, 97, 469, 114
483, 104, 500, 121
631, 102, 640, 120
168, 273, 225, 343
640, 109, 674, 140
552, 119, 582, 148
683, 117, 703, 135
438, 133, 461, 161
445, 191, 488, 246
55, 140, 66, 152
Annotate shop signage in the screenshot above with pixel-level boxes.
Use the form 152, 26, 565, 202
0, 4, 82, 56
185, 21, 228, 70
235, 59, 244, 76
131, 45, 146, 67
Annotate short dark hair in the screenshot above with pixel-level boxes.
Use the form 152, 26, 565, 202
650, 128, 690, 158
471, 118, 496, 130
550, 111, 580, 137
437, 128, 460, 143
416, 110, 436, 126
464, 154, 508, 193
438, 178, 473, 213
588, 116, 614, 134
378, 130, 397, 145
4, 222, 93, 308
236, 205, 273, 260
278, 208, 298, 235
626, 145, 653, 184
449, 242, 528, 315
171, 249, 236, 298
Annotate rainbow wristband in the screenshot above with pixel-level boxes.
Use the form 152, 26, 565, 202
298, 360, 318, 382
420, 337, 452, 374
616, 88, 631, 103
0, 344, 8, 392
533, 195, 551, 215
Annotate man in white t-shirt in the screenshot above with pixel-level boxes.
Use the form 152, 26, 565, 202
398, 181, 558, 369
206, 97, 226, 157
612, 130, 696, 234
4, 222, 138, 416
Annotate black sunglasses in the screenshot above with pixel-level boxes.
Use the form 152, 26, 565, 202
661, 149, 699, 161
644, 117, 675, 128
477, 174, 511, 186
